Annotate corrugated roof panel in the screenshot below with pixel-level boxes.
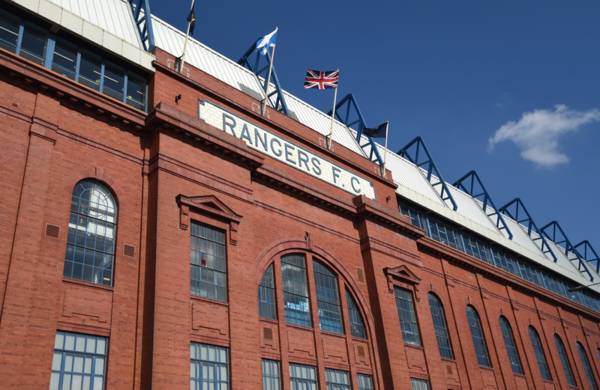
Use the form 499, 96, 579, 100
152, 16, 264, 95
47, 0, 142, 48
504, 217, 554, 259
447, 186, 499, 233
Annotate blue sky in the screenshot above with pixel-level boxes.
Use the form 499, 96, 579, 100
153, 0, 600, 249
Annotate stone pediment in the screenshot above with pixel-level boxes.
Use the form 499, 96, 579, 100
177, 194, 242, 244
384, 264, 421, 291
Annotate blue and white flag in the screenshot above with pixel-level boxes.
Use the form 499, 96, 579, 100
256, 27, 278, 55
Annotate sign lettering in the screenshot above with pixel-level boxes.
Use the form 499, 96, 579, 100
199, 101, 375, 199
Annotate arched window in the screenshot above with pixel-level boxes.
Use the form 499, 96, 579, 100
313, 260, 343, 334
577, 341, 598, 390
346, 288, 366, 339
258, 252, 375, 389
281, 254, 311, 327
499, 316, 523, 374
259, 264, 277, 320
554, 334, 575, 387
528, 326, 552, 381
466, 305, 491, 367
64, 180, 116, 286
428, 293, 453, 360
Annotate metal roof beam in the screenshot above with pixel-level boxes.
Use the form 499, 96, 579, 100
328, 94, 383, 165
541, 221, 594, 281
238, 44, 289, 115
128, 0, 155, 51
499, 198, 557, 262
453, 170, 513, 239
574, 240, 600, 274
398, 137, 458, 211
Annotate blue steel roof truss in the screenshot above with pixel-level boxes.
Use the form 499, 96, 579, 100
328, 94, 384, 165
453, 170, 513, 239
398, 137, 458, 211
574, 241, 600, 274
541, 222, 594, 281
499, 198, 557, 262
128, 0, 155, 51
238, 44, 289, 115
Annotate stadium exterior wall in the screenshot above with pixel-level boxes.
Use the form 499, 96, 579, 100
0, 9, 599, 390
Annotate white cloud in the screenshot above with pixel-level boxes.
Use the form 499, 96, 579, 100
488, 105, 600, 167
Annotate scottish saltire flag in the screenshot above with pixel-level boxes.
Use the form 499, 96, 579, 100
304, 69, 340, 90
256, 27, 278, 55
362, 121, 389, 138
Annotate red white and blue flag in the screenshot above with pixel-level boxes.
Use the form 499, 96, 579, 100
304, 69, 340, 90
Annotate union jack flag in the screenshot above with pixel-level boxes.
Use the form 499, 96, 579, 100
304, 69, 340, 90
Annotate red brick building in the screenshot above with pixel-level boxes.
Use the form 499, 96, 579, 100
0, 1, 598, 389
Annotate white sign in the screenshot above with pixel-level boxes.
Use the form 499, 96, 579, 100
199, 101, 375, 199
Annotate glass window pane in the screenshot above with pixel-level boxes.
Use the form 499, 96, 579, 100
289, 364, 317, 390
79, 54, 101, 90
20, 26, 46, 64
325, 368, 350, 390
428, 293, 453, 360
61, 374, 71, 390
410, 378, 430, 390
93, 377, 103, 390
499, 317, 523, 374
528, 326, 552, 381
281, 254, 311, 327
55, 333, 64, 349
313, 260, 343, 334
49, 373, 60, 390
51, 353, 62, 371
126, 75, 146, 110
395, 287, 421, 346
357, 374, 374, 390
346, 289, 367, 339
75, 336, 85, 352
0, 11, 19, 52
577, 342, 598, 390
52, 40, 77, 79
554, 335, 576, 387
102, 64, 124, 101
71, 375, 82, 389
261, 359, 281, 390
86, 337, 96, 354
259, 264, 277, 320
65, 335, 75, 351
466, 305, 491, 367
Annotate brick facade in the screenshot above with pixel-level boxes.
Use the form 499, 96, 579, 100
0, 36, 598, 390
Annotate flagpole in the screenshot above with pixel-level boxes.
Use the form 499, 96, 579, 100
178, 0, 196, 73
327, 86, 338, 149
261, 43, 276, 115
381, 122, 389, 177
